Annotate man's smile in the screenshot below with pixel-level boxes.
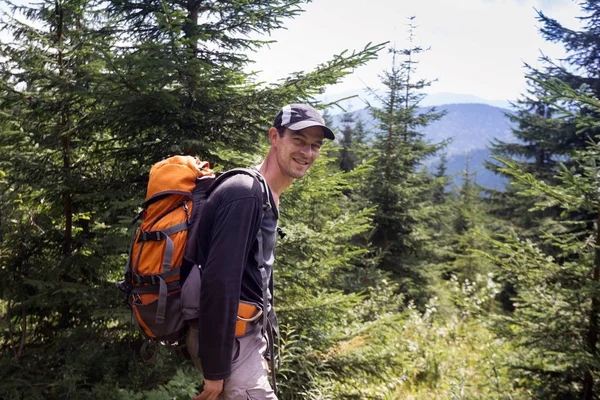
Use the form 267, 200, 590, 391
293, 157, 309, 165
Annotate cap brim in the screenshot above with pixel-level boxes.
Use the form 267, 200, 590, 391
287, 121, 335, 140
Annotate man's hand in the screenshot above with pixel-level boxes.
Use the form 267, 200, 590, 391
192, 379, 224, 400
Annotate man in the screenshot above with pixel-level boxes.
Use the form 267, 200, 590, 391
193, 104, 335, 400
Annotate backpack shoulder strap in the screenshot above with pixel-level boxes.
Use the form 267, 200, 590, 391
209, 167, 271, 213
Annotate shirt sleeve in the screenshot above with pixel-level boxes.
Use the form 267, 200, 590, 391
197, 178, 262, 380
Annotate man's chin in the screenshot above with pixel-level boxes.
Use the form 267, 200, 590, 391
286, 168, 306, 180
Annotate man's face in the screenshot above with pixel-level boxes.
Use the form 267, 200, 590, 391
274, 126, 324, 179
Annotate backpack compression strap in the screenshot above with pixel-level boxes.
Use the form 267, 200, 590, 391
132, 220, 189, 324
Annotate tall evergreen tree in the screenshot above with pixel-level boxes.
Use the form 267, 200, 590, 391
0, 1, 138, 397
447, 158, 494, 282
364, 17, 445, 299
487, 81, 600, 400
338, 111, 371, 174
432, 152, 449, 205
99, 0, 383, 165
339, 111, 356, 172
275, 144, 404, 399
487, 1, 600, 233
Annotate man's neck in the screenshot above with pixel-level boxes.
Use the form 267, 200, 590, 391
258, 155, 293, 208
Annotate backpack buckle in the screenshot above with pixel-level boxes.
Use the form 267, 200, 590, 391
183, 202, 190, 224
133, 275, 159, 285
138, 231, 161, 242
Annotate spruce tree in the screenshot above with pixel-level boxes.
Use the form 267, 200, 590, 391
0, 1, 131, 396
364, 17, 445, 301
487, 1, 600, 233
275, 144, 404, 399
99, 0, 384, 165
487, 81, 600, 399
339, 111, 356, 172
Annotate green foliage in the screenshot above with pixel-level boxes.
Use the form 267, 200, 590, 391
7, 0, 596, 398
274, 144, 407, 398
486, 0, 600, 237
483, 81, 600, 398
338, 112, 371, 173
0, 0, 384, 398
480, 5, 600, 396
115, 367, 201, 400
362, 19, 446, 302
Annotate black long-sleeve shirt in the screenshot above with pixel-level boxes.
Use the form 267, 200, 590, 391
197, 172, 278, 380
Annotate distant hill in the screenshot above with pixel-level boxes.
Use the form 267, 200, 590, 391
332, 103, 515, 190
320, 90, 513, 111
420, 93, 511, 109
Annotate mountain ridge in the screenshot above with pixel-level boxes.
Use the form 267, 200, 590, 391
331, 102, 515, 189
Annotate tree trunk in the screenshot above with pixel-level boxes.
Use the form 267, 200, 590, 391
186, 0, 203, 56
56, 0, 72, 256
63, 138, 72, 256
8, 302, 27, 362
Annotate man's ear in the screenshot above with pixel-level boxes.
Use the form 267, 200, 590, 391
268, 127, 279, 145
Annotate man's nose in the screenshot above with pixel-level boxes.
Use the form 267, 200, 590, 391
300, 143, 313, 157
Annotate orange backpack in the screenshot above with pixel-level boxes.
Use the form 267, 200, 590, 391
117, 155, 271, 358
118, 156, 215, 343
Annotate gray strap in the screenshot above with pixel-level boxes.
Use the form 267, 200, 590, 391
159, 222, 187, 272
160, 221, 188, 237
161, 232, 175, 272
256, 230, 269, 330
132, 267, 180, 285
256, 229, 278, 394
131, 279, 180, 294
138, 221, 188, 273
266, 319, 278, 394
251, 169, 272, 212
156, 277, 167, 324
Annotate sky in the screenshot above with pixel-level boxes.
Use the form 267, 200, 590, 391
1, 0, 582, 107
246, 0, 583, 105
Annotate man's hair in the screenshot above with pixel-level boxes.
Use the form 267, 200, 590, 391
276, 126, 287, 137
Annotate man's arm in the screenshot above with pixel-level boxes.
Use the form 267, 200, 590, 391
197, 177, 262, 380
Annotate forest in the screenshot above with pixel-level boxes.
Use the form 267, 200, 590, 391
1, 0, 600, 399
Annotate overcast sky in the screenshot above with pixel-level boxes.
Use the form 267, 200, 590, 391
246, 0, 582, 104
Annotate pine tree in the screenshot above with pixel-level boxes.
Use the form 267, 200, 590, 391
432, 152, 449, 205
487, 81, 600, 399
338, 111, 372, 175
364, 17, 445, 300
447, 158, 494, 282
487, 1, 600, 233
339, 111, 356, 172
0, 2, 134, 398
275, 144, 404, 398
486, 79, 572, 238
98, 0, 383, 166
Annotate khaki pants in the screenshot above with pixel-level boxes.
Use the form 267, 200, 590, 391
187, 325, 277, 400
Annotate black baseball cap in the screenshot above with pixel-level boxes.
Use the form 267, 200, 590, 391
273, 104, 335, 140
